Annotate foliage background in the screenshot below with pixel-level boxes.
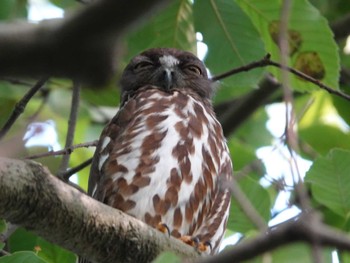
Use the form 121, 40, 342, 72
0, 0, 350, 262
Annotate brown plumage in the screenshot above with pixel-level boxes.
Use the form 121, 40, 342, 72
88, 48, 233, 257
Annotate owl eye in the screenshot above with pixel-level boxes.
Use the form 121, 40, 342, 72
186, 65, 202, 75
134, 61, 154, 70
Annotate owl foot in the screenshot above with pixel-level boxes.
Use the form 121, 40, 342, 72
179, 236, 212, 253
156, 223, 171, 237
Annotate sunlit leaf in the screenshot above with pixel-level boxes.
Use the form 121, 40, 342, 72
152, 252, 181, 263
305, 149, 350, 218
124, 0, 196, 59
0, 219, 6, 233
194, 0, 265, 101
0, 0, 27, 20
37, 239, 76, 263
236, 0, 339, 92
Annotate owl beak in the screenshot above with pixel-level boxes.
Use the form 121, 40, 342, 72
162, 68, 174, 90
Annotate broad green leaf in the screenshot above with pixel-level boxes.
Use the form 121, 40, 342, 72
0, 0, 27, 20
339, 250, 350, 263
8, 228, 37, 253
81, 87, 120, 107
7, 228, 75, 263
0, 220, 6, 233
0, 252, 47, 263
0, 242, 4, 250
228, 176, 271, 233
235, 108, 272, 147
125, 0, 196, 59
236, 0, 339, 92
228, 138, 257, 171
194, 0, 265, 101
305, 149, 350, 218
298, 91, 350, 155
332, 92, 350, 127
247, 243, 332, 263
37, 239, 76, 263
152, 252, 181, 263
227, 138, 265, 182
299, 123, 350, 155
271, 243, 332, 263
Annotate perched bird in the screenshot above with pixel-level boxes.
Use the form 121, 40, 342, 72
88, 48, 233, 256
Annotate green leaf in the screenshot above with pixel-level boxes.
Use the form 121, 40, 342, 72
227, 138, 266, 182
0, 0, 27, 20
0, 251, 47, 263
235, 108, 272, 148
228, 176, 271, 233
125, 0, 196, 59
152, 252, 181, 263
0, 219, 6, 233
246, 243, 332, 263
305, 149, 350, 218
332, 92, 350, 127
339, 250, 350, 263
299, 123, 350, 155
8, 228, 37, 253
236, 0, 339, 92
37, 239, 76, 263
7, 228, 75, 263
271, 244, 331, 263
81, 87, 120, 107
194, 0, 265, 100
298, 91, 350, 155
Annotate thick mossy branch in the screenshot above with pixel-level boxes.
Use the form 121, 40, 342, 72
0, 158, 199, 263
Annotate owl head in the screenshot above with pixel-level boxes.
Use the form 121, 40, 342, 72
120, 48, 213, 103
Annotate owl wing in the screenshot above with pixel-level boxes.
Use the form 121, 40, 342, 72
88, 98, 137, 201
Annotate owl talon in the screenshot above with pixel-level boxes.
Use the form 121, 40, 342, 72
156, 223, 171, 237
199, 240, 212, 253
179, 236, 211, 253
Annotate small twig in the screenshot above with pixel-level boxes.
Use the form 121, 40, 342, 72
24, 140, 98, 160
62, 157, 93, 181
0, 77, 49, 140
211, 54, 272, 81
230, 177, 267, 231
0, 77, 34, 86
28, 88, 50, 123
211, 54, 350, 102
57, 81, 81, 179
268, 60, 350, 101
234, 159, 264, 180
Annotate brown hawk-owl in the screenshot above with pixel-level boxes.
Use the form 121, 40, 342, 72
89, 48, 233, 255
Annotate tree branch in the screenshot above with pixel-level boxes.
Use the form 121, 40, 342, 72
215, 74, 280, 136
57, 81, 81, 179
0, 0, 170, 84
0, 77, 49, 140
24, 140, 98, 160
0, 157, 199, 263
198, 213, 350, 263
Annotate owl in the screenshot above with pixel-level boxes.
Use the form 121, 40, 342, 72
88, 48, 233, 256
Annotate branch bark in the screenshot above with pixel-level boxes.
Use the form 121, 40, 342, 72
0, 157, 199, 263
